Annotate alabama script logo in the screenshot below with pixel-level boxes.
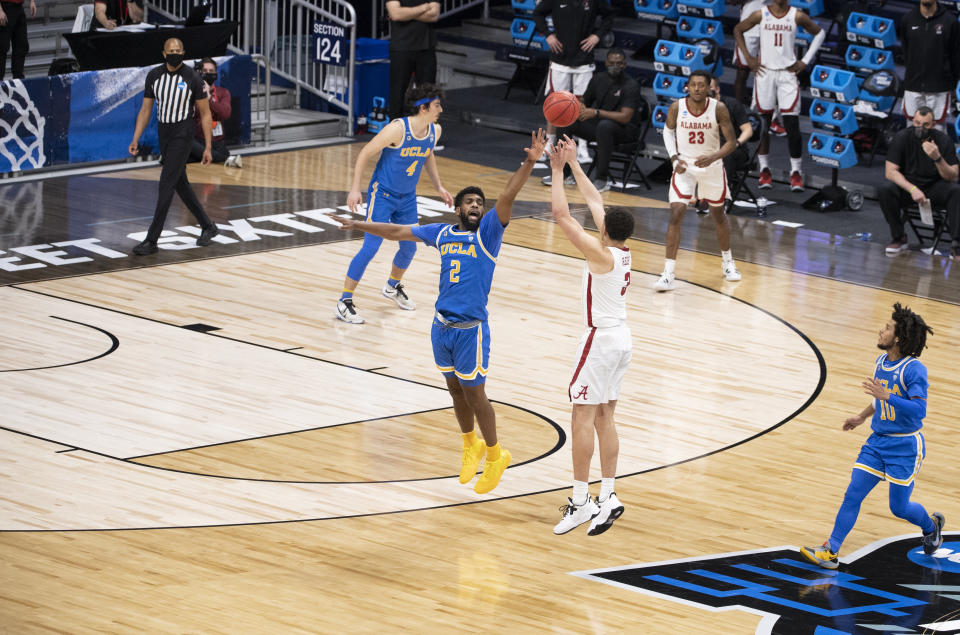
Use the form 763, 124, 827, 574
571, 533, 960, 634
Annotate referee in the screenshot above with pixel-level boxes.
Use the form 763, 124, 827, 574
129, 37, 219, 255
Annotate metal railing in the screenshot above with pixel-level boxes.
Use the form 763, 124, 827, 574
371, 0, 488, 38
145, 0, 356, 139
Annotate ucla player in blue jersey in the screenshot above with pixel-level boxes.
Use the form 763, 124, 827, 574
801, 303, 943, 569
339, 129, 548, 494
336, 84, 455, 324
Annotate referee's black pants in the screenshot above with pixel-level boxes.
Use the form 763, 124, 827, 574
0, 1, 29, 80
388, 48, 436, 121
146, 133, 214, 243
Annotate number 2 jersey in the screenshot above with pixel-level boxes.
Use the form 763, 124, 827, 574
411, 208, 505, 322
676, 97, 720, 164
870, 353, 928, 435
371, 118, 436, 195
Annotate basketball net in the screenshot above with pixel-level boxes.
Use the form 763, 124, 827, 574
0, 80, 46, 172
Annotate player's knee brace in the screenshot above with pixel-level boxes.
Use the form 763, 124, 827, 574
393, 240, 417, 270
346, 233, 383, 281
783, 116, 802, 157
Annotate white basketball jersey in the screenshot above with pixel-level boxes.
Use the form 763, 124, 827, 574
676, 97, 720, 161
582, 246, 631, 328
741, 0, 766, 38
759, 6, 798, 69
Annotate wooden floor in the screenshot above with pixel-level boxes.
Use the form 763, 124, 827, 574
1, 143, 959, 633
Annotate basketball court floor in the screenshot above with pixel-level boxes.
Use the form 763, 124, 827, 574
1, 142, 959, 633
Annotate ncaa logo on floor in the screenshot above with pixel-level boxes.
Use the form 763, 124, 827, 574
571, 533, 960, 634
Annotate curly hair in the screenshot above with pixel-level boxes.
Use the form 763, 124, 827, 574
404, 83, 444, 115
892, 302, 934, 358
454, 186, 485, 209
604, 209, 635, 242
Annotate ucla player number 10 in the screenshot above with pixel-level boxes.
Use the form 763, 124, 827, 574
877, 379, 900, 421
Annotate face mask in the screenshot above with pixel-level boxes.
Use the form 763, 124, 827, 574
165, 53, 184, 68
202, 72, 217, 85
606, 65, 623, 78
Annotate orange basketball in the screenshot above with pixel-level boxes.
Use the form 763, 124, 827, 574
542, 90, 580, 127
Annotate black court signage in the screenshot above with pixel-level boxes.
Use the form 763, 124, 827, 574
313, 20, 348, 67
573, 535, 960, 634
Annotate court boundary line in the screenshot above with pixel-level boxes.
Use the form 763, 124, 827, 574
2, 239, 826, 532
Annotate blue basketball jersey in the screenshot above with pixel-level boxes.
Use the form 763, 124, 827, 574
370, 118, 436, 195
411, 208, 506, 322
870, 353, 928, 435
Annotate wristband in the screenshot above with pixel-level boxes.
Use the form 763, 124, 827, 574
908, 185, 917, 194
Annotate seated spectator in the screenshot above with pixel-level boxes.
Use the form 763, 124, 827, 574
879, 106, 960, 260
190, 57, 241, 167
710, 76, 753, 177
91, 0, 143, 30
541, 48, 641, 193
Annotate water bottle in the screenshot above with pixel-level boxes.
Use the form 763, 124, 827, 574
356, 113, 368, 135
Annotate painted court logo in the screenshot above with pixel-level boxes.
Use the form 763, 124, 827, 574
572, 533, 960, 634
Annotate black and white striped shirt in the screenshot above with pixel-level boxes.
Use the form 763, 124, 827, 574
144, 63, 206, 127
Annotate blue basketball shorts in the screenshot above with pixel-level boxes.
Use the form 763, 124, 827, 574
430, 318, 490, 386
853, 431, 925, 486
366, 182, 418, 225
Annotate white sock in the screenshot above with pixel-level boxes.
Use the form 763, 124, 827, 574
790, 157, 803, 174
664, 259, 676, 275
572, 480, 590, 506
758, 154, 770, 171
599, 478, 615, 501
721, 249, 733, 263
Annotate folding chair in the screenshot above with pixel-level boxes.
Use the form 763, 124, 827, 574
905, 203, 952, 255
584, 94, 653, 192
725, 113, 768, 216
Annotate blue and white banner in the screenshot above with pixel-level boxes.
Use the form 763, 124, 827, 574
0, 55, 253, 174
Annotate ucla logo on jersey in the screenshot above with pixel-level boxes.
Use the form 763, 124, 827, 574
440, 243, 477, 257
572, 534, 960, 634
400, 147, 432, 158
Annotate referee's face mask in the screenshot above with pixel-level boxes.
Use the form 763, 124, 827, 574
163, 41, 185, 68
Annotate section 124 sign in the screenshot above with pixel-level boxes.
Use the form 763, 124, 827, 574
313, 21, 348, 66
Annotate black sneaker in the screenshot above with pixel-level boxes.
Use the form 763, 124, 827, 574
132, 240, 158, 255
197, 225, 219, 246
922, 512, 945, 555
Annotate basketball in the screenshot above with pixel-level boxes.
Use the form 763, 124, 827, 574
542, 91, 579, 127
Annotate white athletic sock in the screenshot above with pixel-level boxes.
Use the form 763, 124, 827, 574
599, 478, 615, 501
572, 480, 590, 506
790, 157, 803, 174
664, 259, 676, 275
758, 154, 770, 171
722, 249, 733, 263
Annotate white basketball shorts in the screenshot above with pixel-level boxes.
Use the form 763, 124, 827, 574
753, 68, 800, 114
568, 325, 632, 405
669, 161, 728, 205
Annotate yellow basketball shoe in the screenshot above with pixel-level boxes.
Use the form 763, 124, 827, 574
799, 543, 839, 569
459, 439, 486, 484
474, 449, 511, 494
